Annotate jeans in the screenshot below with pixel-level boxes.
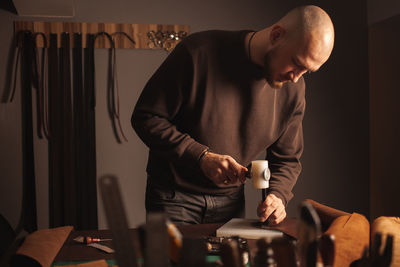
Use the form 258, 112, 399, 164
145, 180, 245, 224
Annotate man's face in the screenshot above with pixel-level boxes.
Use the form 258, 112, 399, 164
262, 35, 328, 89
262, 47, 287, 89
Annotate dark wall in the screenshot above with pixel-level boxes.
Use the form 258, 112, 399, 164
287, 1, 370, 217
369, 15, 400, 219
0, 0, 370, 230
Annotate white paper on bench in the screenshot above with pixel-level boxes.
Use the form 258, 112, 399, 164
216, 218, 284, 239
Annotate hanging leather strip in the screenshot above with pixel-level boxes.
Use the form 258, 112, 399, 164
110, 33, 134, 143
20, 31, 38, 233
94, 32, 128, 143
73, 33, 84, 230
48, 33, 63, 227
34, 33, 49, 139
73, 33, 97, 230
32, 33, 49, 139
60, 32, 77, 227
83, 33, 98, 229
31, 36, 42, 139
8, 31, 24, 103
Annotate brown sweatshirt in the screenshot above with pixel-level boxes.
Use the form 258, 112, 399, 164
132, 30, 305, 206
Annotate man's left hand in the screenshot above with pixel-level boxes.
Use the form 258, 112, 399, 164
257, 193, 286, 225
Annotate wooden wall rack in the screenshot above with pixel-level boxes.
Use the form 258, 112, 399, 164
14, 21, 190, 50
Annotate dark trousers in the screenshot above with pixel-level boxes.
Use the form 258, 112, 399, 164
145, 180, 245, 224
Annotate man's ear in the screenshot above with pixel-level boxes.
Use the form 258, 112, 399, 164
270, 25, 286, 45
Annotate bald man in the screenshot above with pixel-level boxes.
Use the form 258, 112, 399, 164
132, 5, 334, 225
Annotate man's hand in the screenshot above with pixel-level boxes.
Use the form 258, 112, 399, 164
257, 193, 286, 225
200, 152, 248, 185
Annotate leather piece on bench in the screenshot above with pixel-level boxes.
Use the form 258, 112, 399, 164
12, 226, 73, 267
371, 216, 400, 267
325, 213, 369, 267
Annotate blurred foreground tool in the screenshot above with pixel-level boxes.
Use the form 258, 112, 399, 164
318, 234, 335, 267
297, 201, 321, 267
178, 238, 207, 267
220, 237, 245, 267
99, 175, 138, 267
350, 232, 393, 267
167, 220, 182, 263
253, 238, 277, 267
145, 212, 169, 267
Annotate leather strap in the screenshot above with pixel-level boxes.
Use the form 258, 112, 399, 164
19, 31, 38, 233
94, 32, 128, 143
83, 33, 99, 229
60, 32, 77, 226
48, 33, 62, 227
73, 33, 84, 229
8, 31, 24, 103
32, 32, 50, 139
74, 33, 98, 229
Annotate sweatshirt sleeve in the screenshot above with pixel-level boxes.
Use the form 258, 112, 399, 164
131, 41, 208, 167
266, 84, 306, 206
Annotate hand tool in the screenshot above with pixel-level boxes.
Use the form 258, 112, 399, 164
73, 236, 112, 244
220, 237, 244, 267
248, 160, 272, 227
145, 212, 169, 267
253, 238, 277, 267
318, 234, 335, 267
99, 175, 139, 267
297, 201, 321, 267
178, 238, 207, 267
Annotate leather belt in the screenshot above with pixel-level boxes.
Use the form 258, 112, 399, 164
83, 33, 98, 229
60, 32, 77, 226
32, 32, 50, 139
94, 32, 128, 143
48, 33, 62, 227
12, 29, 134, 230
19, 31, 38, 233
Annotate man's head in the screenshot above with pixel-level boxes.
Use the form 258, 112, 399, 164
252, 5, 334, 89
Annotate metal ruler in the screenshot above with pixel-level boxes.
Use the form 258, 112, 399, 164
99, 175, 138, 267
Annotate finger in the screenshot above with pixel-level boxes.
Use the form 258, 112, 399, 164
238, 167, 248, 183
259, 204, 277, 222
260, 197, 280, 221
268, 199, 286, 224
258, 198, 271, 212
264, 194, 275, 207
224, 171, 237, 184
215, 169, 226, 184
226, 157, 242, 183
265, 205, 276, 218
214, 157, 233, 184
257, 201, 267, 217
222, 176, 231, 185
259, 210, 275, 222
219, 173, 231, 185
226, 157, 249, 183
211, 167, 229, 185
269, 205, 285, 221
223, 169, 236, 184
270, 210, 286, 225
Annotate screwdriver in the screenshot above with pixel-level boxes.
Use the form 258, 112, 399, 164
73, 236, 112, 244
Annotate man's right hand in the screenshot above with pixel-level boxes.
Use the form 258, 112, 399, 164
199, 152, 248, 185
